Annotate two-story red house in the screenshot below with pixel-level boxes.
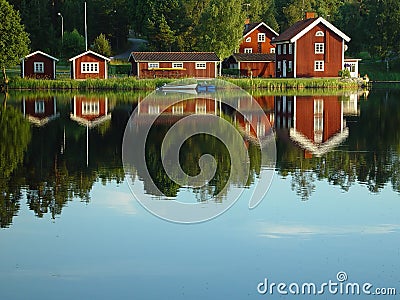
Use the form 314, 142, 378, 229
272, 13, 351, 78
226, 21, 278, 78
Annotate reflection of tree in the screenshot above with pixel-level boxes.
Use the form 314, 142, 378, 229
0, 105, 31, 227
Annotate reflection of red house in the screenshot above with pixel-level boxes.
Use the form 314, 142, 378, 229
69, 50, 110, 79
21, 51, 58, 79
272, 13, 351, 78
70, 95, 111, 127
289, 95, 348, 157
129, 52, 219, 78
22, 96, 59, 126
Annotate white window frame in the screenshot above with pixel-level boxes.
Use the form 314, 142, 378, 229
35, 100, 45, 113
270, 48, 275, 54
316, 31, 324, 37
288, 61, 293, 71
195, 62, 207, 69
244, 48, 253, 53
288, 44, 293, 55
148, 105, 160, 115
277, 44, 281, 55
258, 33, 266, 42
315, 43, 324, 54
277, 61, 281, 71
172, 104, 184, 114
283, 44, 287, 55
81, 62, 99, 74
195, 101, 207, 114
172, 62, 183, 69
148, 62, 159, 69
314, 60, 324, 71
245, 37, 251, 42
34, 62, 44, 73
82, 101, 99, 115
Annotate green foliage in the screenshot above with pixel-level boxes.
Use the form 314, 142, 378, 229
0, 0, 30, 73
62, 29, 85, 59
339, 68, 351, 78
91, 33, 112, 57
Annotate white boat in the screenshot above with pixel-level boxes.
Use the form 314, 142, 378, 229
159, 83, 198, 90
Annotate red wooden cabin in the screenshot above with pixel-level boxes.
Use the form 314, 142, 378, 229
226, 53, 275, 78
129, 52, 219, 78
69, 50, 111, 80
272, 13, 351, 78
21, 51, 59, 79
70, 95, 111, 127
22, 96, 59, 126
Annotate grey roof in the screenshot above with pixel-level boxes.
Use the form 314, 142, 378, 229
129, 52, 220, 62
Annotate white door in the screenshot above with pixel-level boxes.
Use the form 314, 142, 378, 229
283, 60, 287, 77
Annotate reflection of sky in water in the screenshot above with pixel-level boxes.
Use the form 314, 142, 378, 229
1, 175, 399, 299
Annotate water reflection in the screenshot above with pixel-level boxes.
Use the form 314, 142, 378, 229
1, 88, 400, 227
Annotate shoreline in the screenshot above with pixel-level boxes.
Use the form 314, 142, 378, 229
5, 76, 364, 91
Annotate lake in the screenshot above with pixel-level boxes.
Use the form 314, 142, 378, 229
0, 85, 399, 299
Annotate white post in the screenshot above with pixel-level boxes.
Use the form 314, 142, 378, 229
85, 2, 88, 51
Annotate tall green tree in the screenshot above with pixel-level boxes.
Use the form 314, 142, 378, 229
62, 28, 85, 58
196, 0, 245, 59
0, 0, 30, 83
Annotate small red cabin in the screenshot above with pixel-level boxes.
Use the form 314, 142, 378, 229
240, 21, 279, 54
22, 96, 59, 126
129, 52, 219, 78
272, 15, 351, 78
69, 50, 111, 80
21, 51, 59, 79
226, 53, 275, 78
70, 95, 111, 127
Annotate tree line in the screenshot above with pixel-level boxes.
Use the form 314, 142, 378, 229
2, 0, 400, 60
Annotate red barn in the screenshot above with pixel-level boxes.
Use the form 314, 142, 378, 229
70, 95, 111, 127
226, 53, 275, 78
129, 52, 219, 78
21, 51, 58, 79
22, 96, 59, 126
272, 13, 351, 78
240, 21, 279, 54
69, 50, 111, 80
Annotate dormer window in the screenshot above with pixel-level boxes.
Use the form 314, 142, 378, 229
246, 37, 251, 42
316, 31, 324, 37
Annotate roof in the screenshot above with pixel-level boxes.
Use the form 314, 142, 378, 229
272, 17, 350, 43
129, 52, 220, 62
69, 50, 111, 62
231, 53, 276, 62
23, 50, 59, 61
243, 22, 279, 38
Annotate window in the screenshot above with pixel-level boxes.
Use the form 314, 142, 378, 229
288, 44, 293, 55
315, 43, 324, 54
314, 60, 324, 71
316, 31, 324, 37
34, 62, 44, 73
172, 104, 184, 114
82, 101, 99, 115
314, 99, 324, 143
81, 62, 99, 73
35, 101, 45, 113
195, 62, 206, 69
277, 61, 281, 71
270, 48, 275, 54
195, 101, 207, 114
245, 37, 251, 42
277, 45, 281, 55
288, 61, 293, 71
172, 62, 183, 68
258, 33, 266, 42
257, 122, 266, 137
244, 48, 253, 53
148, 62, 159, 69
148, 105, 160, 115
283, 44, 287, 54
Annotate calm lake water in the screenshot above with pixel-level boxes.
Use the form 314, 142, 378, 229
1, 86, 399, 299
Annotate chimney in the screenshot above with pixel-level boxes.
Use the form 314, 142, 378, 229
305, 12, 315, 19
245, 18, 250, 25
